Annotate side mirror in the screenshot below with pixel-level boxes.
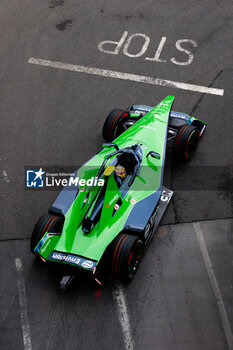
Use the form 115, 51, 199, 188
102, 143, 119, 151
146, 151, 161, 160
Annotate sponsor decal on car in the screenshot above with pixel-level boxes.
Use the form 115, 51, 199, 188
48, 251, 97, 270
139, 125, 157, 132
160, 189, 173, 202
160, 194, 168, 201
133, 105, 152, 112
144, 223, 151, 239
109, 194, 119, 206
170, 111, 190, 120
150, 211, 157, 227
114, 203, 120, 210
82, 260, 94, 269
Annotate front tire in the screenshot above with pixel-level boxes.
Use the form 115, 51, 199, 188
111, 233, 143, 282
174, 125, 200, 161
102, 109, 129, 141
30, 214, 64, 254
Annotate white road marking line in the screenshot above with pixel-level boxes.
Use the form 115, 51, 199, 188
15, 258, 32, 350
28, 57, 224, 96
193, 222, 233, 350
2, 170, 10, 183
112, 282, 134, 350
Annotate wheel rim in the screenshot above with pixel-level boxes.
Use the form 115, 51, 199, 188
185, 129, 200, 159
128, 241, 143, 278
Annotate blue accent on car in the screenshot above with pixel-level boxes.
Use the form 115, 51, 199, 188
35, 234, 49, 253
134, 145, 143, 162
49, 185, 79, 216
123, 190, 162, 232
187, 117, 194, 125
170, 110, 191, 121
131, 105, 153, 113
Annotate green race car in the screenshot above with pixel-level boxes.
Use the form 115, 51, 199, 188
30, 96, 206, 288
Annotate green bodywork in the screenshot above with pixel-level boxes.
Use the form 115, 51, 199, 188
35, 96, 175, 269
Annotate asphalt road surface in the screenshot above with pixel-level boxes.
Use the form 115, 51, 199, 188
0, 0, 232, 349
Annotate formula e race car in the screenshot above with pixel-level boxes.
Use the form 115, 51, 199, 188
30, 96, 206, 288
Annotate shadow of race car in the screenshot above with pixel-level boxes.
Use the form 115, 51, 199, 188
30, 95, 206, 288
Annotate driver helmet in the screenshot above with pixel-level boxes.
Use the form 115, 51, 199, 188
115, 165, 126, 179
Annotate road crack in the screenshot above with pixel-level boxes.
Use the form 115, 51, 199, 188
190, 69, 224, 115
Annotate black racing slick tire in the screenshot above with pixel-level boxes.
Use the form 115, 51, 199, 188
174, 125, 200, 161
30, 214, 64, 254
102, 109, 129, 142
111, 233, 143, 282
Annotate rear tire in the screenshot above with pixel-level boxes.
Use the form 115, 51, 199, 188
30, 214, 64, 254
111, 233, 143, 282
174, 125, 200, 161
102, 109, 129, 141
